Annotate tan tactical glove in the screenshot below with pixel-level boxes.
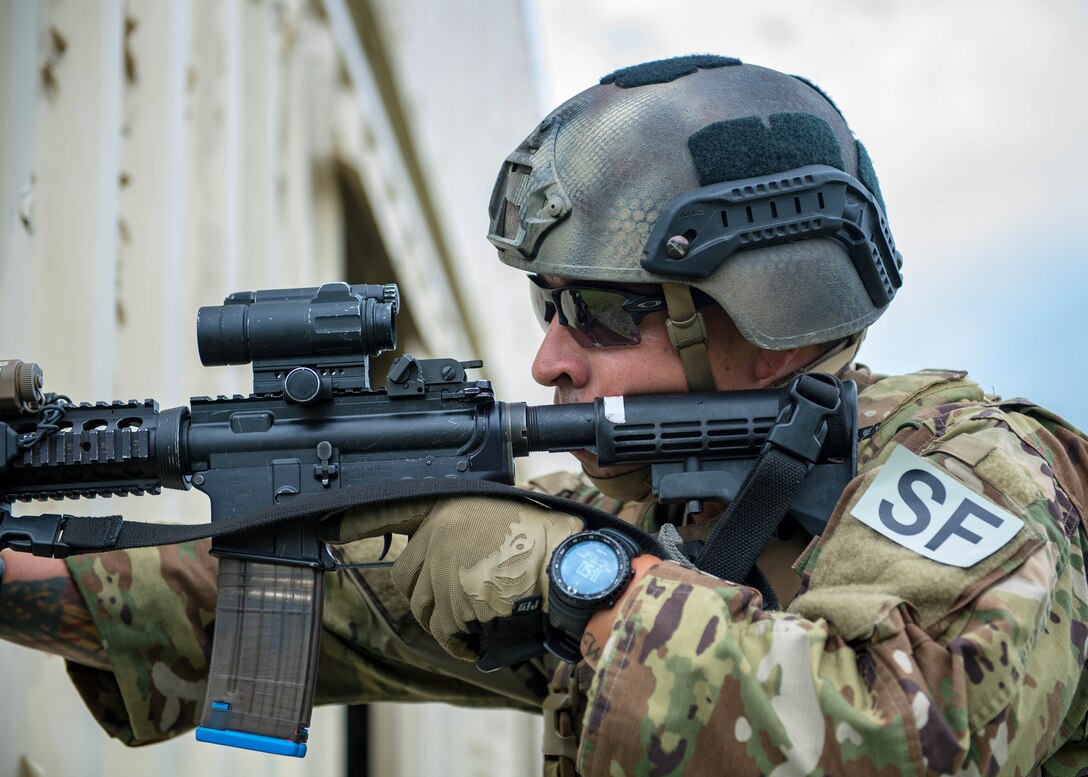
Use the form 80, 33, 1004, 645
321, 496, 582, 661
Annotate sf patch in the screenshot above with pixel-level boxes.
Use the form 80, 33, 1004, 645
851, 446, 1024, 567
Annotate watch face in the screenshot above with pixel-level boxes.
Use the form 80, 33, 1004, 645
556, 538, 622, 598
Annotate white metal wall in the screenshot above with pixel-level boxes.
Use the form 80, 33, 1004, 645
330, 1, 551, 773
0, 0, 547, 775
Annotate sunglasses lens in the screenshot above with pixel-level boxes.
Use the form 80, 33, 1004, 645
528, 277, 648, 346
529, 283, 556, 333
559, 288, 641, 346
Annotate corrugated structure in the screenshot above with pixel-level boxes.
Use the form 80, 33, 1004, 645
0, 0, 550, 774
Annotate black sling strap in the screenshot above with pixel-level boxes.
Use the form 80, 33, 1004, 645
693, 373, 845, 609
0, 477, 666, 560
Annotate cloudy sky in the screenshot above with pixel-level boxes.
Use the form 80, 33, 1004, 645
529, 0, 1088, 429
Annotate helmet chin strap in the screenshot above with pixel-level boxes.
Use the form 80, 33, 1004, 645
586, 284, 713, 501
584, 465, 655, 502
662, 283, 717, 393
662, 281, 866, 392
769, 329, 867, 388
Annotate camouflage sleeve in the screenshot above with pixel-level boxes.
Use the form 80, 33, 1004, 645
65, 535, 548, 746
577, 403, 1088, 776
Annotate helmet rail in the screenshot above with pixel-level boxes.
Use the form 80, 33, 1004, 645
643, 165, 902, 309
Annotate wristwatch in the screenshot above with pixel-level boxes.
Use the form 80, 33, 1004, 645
544, 527, 641, 663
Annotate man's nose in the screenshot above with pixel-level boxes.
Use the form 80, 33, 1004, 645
531, 317, 589, 388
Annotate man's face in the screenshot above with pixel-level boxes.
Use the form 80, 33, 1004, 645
529, 275, 770, 479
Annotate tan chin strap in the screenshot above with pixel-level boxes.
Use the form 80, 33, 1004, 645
584, 465, 653, 501
662, 283, 716, 393
770, 329, 867, 388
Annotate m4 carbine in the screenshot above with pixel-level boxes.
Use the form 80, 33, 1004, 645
0, 282, 856, 758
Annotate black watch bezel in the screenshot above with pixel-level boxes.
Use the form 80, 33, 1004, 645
549, 530, 634, 609
545, 528, 640, 663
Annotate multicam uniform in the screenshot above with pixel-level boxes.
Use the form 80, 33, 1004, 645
59, 367, 1088, 776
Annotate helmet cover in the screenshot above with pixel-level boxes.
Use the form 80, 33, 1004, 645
488, 56, 900, 349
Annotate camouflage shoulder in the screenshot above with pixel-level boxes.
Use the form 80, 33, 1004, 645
854, 368, 989, 468
794, 369, 1088, 772
992, 398, 1088, 524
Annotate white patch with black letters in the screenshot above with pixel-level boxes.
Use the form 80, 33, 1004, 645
851, 446, 1024, 567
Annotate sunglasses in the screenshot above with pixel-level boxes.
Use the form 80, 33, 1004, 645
529, 275, 712, 347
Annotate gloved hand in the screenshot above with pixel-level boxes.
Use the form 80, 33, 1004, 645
320, 496, 582, 661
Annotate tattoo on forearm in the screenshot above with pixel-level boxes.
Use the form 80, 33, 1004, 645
581, 631, 603, 664
0, 575, 110, 671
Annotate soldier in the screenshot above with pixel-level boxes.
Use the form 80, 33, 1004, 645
3, 56, 1088, 776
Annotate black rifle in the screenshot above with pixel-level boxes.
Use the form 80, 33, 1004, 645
0, 282, 855, 758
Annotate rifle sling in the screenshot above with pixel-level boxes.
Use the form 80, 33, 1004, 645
1, 478, 667, 561
693, 373, 844, 609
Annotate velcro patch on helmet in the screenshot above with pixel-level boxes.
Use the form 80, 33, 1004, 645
688, 112, 845, 186
855, 140, 887, 214
600, 54, 741, 89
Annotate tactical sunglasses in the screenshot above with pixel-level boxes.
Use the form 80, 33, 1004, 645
528, 274, 712, 347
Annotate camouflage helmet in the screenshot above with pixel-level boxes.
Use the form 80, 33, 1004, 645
487, 56, 902, 358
